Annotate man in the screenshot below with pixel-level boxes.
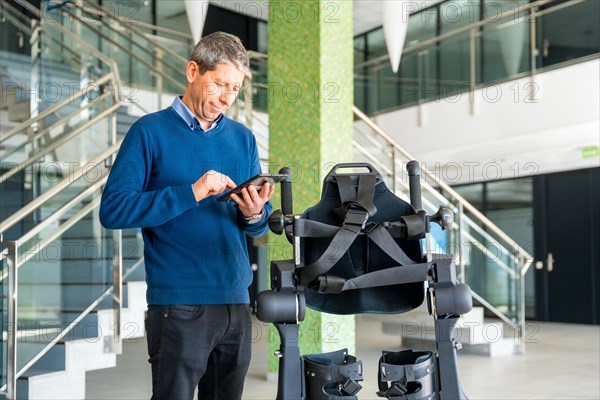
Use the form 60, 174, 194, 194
100, 32, 273, 400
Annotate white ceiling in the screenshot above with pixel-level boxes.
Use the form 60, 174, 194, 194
353, 0, 441, 35
165, 0, 443, 36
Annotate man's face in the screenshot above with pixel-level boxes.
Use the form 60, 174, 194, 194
187, 61, 245, 126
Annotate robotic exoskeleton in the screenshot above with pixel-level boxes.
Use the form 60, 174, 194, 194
256, 162, 472, 400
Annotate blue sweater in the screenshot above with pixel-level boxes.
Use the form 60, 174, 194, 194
99, 107, 271, 305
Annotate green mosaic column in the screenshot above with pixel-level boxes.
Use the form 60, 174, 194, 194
267, 0, 354, 375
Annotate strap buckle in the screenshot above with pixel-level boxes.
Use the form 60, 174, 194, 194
340, 378, 362, 396
385, 380, 408, 397
344, 207, 369, 232
363, 221, 379, 233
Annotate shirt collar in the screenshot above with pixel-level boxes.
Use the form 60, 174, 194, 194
171, 95, 223, 132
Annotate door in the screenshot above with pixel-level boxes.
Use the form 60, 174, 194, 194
533, 167, 600, 324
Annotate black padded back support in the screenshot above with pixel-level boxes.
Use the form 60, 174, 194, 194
300, 170, 425, 314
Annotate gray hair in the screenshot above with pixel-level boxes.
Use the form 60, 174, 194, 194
190, 32, 250, 77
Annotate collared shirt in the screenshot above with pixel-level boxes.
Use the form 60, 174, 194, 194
171, 95, 223, 132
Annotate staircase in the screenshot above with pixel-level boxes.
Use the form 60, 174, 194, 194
0, 1, 153, 398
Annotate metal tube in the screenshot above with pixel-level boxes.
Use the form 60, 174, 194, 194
517, 256, 527, 354
111, 229, 123, 355
470, 290, 517, 329
529, 5, 538, 101
0, 139, 121, 235
0, 104, 121, 185
391, 145, 397, 193
353, 0, 567, 70
5, 242, 18, 400
18, 177, 107, 246
352, 106, 532, 263
469, 28, 476, 115
457, 202, 465, 284
2, 91, 112, 160
0, 72, 113, 143
10, 1, 120, 82
18, 197, 102, 268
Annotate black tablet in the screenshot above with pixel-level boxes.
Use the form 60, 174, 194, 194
217, 173, 286, 202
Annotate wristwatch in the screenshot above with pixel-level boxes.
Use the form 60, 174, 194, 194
244, 212, 263, 224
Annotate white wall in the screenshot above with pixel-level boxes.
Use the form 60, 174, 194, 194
373, 59, 600, 184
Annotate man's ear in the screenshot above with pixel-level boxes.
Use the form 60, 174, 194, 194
185, 61, 198, 84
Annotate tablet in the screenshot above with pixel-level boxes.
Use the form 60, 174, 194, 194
217, 173, 286, 202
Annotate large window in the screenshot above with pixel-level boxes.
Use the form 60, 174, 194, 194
354, 0, 600, 115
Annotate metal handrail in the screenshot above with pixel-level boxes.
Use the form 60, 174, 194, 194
71, 2, 193, 41
19, 176, 107, 248
10, 0, 122, 101
0, 71, 114, 144
66, 0, 189, 69
352, 105, 532, 346
0, 102, 121, 184
1, 3, 130, 397
471, 290, 516, 328
0, 139, 122, 235
354, 0, 573, 70
19, 193, 103, 267
57, 7, 185, 92
3, 5, 82, 71
1, 90, 112, 158
352, 106, 533, 264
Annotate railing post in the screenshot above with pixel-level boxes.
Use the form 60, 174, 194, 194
244, 74, 253, 129
469, 28, 477, 115
390, 144, 397, 193
5, 242, 19, 400
111, 230, 123, 354
529, 5, 538, 102
155, 47, 164, 109
516, 255, 527, 355
417, 49, 427, 127
455, 201, 465, 284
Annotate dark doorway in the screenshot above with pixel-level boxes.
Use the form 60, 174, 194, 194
533, 167, 600, 324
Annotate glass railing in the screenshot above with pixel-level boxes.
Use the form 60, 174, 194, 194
352, 106, 533, 350
46, 0, 187, 94
0, 145, 123, 396
228, 91, 532, 343
0, 1, 139, 396
354, 0, 600, 115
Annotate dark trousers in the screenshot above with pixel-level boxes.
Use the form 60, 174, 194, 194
145, 304, 253, 400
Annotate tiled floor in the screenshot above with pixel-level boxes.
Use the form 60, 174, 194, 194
86, 315, 600, 399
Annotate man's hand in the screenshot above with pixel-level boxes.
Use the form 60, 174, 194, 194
192, 170, 236, 202
230, 182, 275, 217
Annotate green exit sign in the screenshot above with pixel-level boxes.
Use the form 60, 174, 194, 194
582, 146, 599, 159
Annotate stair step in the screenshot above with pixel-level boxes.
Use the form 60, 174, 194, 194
17, 370, 86, 400
18, 367, 61, 378
8, 100, 30, 123
16, 279, 145, 315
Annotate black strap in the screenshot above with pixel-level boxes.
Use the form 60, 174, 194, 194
355, 174, 377, 216
342, 264, 430, 291
333, 175, 378, 219
298, 215, 427, 290
303, 349, 364, 397
315, 263, 431, 294
381, 390, 433, 400
298, 208, 368, 285
298, 173, 419, 288
377, 351, 435, 400
294, 219, 340, 237
401, 213, 427, 240
336, 175, 356, 206
367, 225, 419, 266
